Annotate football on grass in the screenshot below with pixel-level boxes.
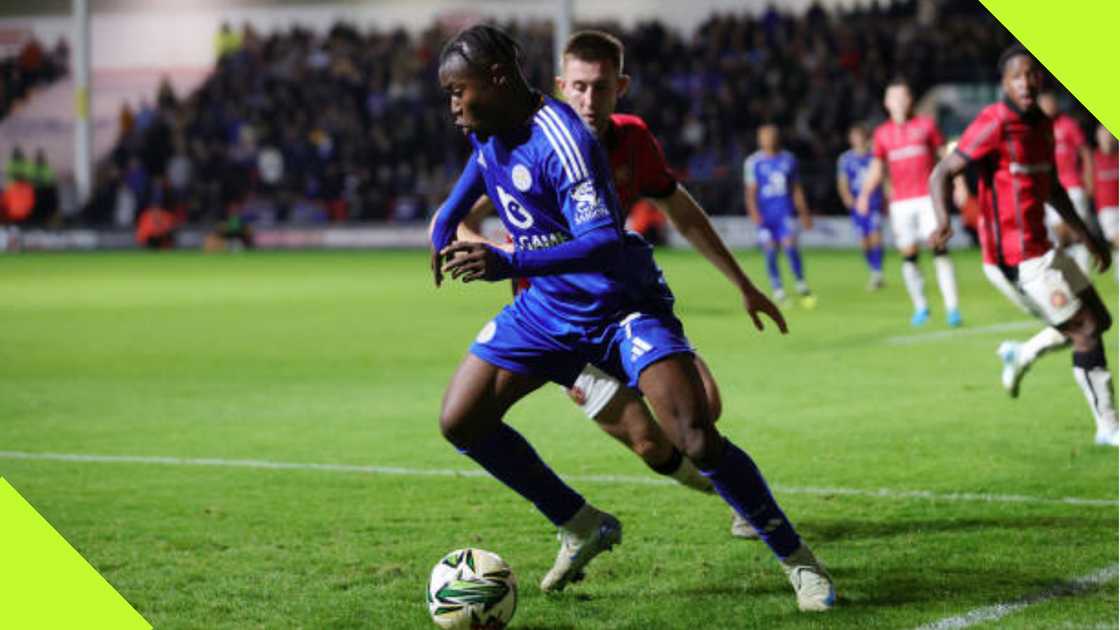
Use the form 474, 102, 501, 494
427, 548, 517, 629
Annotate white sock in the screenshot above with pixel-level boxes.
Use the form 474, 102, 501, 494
1018, 327, 1068, 367
670, 457, 715, 494
901, 260, 928, 311
1067, 243, 1092, 275
1073, 365, 1119, 434
933, 255, 959, 311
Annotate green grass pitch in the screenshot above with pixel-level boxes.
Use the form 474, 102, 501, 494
1, 248, 1116, 629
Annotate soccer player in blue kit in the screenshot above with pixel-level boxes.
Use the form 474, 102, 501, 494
428, 25, 835, 611
743, 124, 817, 308
837, 123, 886, 290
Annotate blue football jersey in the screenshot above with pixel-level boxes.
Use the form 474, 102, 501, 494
837, 149, 883, 212
465, 95, 672, 331
743, 150, 798, 218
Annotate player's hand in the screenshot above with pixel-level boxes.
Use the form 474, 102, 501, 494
440, 241, 510, 282
1089, 237, 1113, 273
742, 284, 789, 334
431, 247, 444, 287
800, 214, 814, 231
929, 223, 953, 250
855, 195, 870, 216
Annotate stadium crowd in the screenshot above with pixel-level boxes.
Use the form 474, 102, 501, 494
77, 1, 1048, 230
0, 36, 69, 226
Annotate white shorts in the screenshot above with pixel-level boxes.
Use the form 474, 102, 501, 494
569, 364, 622, 419
889, 196, 938, 250
1044, 186, 1091, 230
982, 249, 1090, 326
1098, 207, 1119, 243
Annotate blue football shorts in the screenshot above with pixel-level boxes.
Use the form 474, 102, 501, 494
469, 305, 693, 390
850, 208, 882, 238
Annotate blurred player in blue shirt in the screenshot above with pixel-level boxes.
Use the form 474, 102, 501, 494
428, 25, 834, 610
743, 125, 816, 308
837, 123, 886, 290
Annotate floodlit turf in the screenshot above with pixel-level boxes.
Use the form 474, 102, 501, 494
1, 248, 1116, 629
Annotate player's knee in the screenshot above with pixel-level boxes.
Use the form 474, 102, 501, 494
1063, 309, 1101, 353
705, 388, 722, 423
438, 403, 477, 448
675, 419, 720, 467
629, 433, 671, 464
903, 251, 919, 264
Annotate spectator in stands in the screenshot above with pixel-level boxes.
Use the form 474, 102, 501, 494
88, 1, 1090, 230
30, 149, 56, 226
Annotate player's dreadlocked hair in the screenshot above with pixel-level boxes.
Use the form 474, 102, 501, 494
997, 43, 1035, 75
439, 24, 522, 74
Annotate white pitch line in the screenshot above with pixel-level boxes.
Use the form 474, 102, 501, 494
886, 320, 1038, 346
0, 450, 1116, 508
912, 564, 1119, 630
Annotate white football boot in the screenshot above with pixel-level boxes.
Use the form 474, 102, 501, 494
540, 504, 622, 592
781, 544, 836, 612
998, 341, 1027, 398
1094, 426, 1120, 447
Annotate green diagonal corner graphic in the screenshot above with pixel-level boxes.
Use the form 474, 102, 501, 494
981, 0, 1120, 136
0, 478, 151, 629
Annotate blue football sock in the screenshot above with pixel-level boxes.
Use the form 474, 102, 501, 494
869, 245, 884, 272
701, 438, 802, 558
460, 423, 585, 527
785, 246, 804, 282
765, 247, 782, 290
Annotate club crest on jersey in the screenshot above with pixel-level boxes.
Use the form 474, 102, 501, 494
1050, 290, 1069, 308
512, 164, 532, 192
476, 320, 497, 344
571, 180, 609, 225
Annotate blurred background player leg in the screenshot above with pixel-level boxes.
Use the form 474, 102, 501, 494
892, 202, 930, 326
760, 227, 787, 305
782, 230, 815, 309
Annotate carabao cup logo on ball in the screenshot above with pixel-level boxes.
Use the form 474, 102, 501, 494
571, 180, 610, 225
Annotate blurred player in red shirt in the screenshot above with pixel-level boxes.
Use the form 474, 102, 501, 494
1039, 91, 1094, 273
1092, 123, 1118, 264
929, 45, 1117, 446
859, 79, 961, 327
445, 32, 808, 550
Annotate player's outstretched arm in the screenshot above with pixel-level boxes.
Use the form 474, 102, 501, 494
441, 225, 622, 283
928, 152, 966, 250
856, 158, 884, 216
1047, 169, 1112, 272
430, 155, 486, 287
652, 185, 787, 334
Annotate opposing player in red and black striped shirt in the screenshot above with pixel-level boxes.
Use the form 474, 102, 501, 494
929, 45, 1117, 446
451, 32, 800, 543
